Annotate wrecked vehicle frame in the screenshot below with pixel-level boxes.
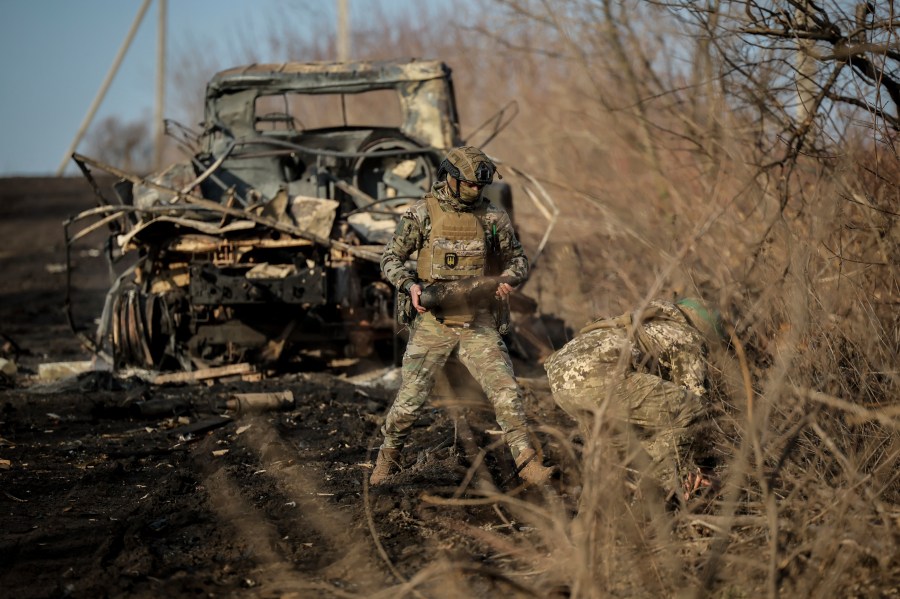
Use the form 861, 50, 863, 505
64, 58, 557, 373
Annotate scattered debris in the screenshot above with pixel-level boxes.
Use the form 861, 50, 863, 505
44, 263, 67, 274
132, 388, 294, 419
0, 357, 16, 376
153, 363, 254, 385
166, 416, 233, 438
345, 366, 402, 391
37, 360, 94, 382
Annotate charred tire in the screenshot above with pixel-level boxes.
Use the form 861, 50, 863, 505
111, 288, 172, 369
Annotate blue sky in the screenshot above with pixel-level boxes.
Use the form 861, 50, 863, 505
0, 1, 411, 176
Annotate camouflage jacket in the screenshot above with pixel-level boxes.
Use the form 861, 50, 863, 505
548, 300, 708, 398
381, 181, 529, 292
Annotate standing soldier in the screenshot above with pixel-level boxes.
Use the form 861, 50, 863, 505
544, 298, 724, 500
370, 146, 552, 487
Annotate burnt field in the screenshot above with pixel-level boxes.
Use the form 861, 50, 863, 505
0, 176, 577, 598
2, 177, 899, 599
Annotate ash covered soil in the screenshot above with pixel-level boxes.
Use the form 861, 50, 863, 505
0, 177, 578, 598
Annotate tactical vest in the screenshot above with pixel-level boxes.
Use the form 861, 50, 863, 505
417, 196, 487, 324
417, 196, 487, 282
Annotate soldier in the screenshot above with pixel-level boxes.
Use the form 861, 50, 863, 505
544, 298, 723, 500
370, 146, 552, 487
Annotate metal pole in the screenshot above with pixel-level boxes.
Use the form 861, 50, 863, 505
337, 0, 350, 61
795, 2, 816, 130
155, 0, 167, 171
55, 0, 153, 176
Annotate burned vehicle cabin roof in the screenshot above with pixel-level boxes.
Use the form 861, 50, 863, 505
204, 58, 461, 150
207, 59, 453, 95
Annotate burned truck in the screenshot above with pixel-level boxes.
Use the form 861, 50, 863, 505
67, 59, 553, 372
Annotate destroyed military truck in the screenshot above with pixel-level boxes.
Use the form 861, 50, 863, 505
66, 58, 557, 372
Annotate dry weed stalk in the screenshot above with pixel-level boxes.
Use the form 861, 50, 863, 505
164, 2, 899, 595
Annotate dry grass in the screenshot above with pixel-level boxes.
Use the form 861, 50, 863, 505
155, 2, 900, 596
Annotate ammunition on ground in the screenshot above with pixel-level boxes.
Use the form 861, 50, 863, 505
225, 391, 295, 414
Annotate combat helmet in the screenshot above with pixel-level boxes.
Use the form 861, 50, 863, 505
437, 145, 497, 204
676, 298, 726, 342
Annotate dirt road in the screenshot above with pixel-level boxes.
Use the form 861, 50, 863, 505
0, 177, 572, 598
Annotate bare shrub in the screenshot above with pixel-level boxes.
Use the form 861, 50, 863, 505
154, 1, 899, 595
84, 115, 154, 174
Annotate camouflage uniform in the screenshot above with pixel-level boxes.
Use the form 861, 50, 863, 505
544, 300, 707, 484
378, 180, 533, 458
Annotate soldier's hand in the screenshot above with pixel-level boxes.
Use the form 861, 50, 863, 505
495, 282, 515, 299
409, 283, 427, 313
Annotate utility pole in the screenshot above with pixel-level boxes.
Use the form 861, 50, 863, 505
155, 0, 167, 171
795, 2, 817, 134
337, 0, 350, 61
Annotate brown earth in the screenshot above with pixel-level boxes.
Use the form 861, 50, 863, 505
0, 177, 580, 598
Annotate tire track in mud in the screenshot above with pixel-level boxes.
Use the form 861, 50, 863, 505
193, 414, 387, 597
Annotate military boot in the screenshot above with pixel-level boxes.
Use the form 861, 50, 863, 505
370, 447, 401, 486
515, 448, 553, 487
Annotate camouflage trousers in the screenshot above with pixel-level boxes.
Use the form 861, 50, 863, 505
379, 311, 531, 457
549, 362, 705, 486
